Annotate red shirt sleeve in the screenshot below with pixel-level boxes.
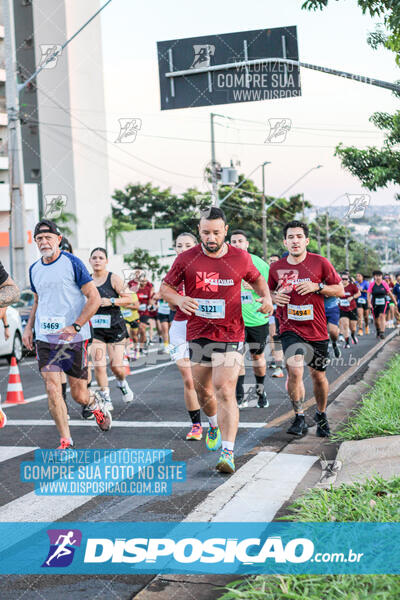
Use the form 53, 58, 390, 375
242, 253, 261, 283
163, 255, 185, 289
321, 257, 341, 285
351, 283, 359, 295
267, 266, 278, 291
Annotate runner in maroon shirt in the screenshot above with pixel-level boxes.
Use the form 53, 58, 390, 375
160, 207, 273, 475
268, 220, 344, 438
338, 273, 360, 348
136, 274, 154, 354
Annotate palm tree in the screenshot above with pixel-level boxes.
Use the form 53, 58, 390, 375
52, 211, 78, 237
105, 216, 136, 253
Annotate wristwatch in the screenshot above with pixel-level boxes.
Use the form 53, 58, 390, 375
72, 322, 81, 332
110, 297, 116, 306
4, 324, 9, 328
317, 283, 325, 293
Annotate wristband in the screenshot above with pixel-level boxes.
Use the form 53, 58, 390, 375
4, 324, 9, 328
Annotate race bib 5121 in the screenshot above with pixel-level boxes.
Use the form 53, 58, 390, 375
194, 299, 225, 319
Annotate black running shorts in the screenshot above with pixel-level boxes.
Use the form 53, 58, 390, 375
279, 331, 329, 372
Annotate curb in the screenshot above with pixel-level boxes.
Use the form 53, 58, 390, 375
132, 330, 399, 599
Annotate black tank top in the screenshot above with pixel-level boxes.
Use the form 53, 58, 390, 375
371, 282, 387, 299
94, 272, 124, 327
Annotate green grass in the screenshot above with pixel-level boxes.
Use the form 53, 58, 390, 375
279, 475, 400, 522
219, 574, 400, 599
217, 477, 400, 599
333, 354, 400, 441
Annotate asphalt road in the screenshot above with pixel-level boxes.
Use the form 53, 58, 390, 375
0, 330, 390, 599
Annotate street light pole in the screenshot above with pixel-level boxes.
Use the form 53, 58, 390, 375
261, 161, 269, 260
210, 113, 218, 206
4, 0, 27, 286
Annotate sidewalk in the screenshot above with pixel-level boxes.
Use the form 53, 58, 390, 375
134, 332, 400, 599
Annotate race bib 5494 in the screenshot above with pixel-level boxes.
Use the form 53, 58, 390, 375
287, 304, 314, 321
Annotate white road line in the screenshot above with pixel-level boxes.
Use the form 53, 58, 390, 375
2, 360, 174, 409
0, 450, 161, 522
0, 446, 37, 463
5, 419, 265, 429
186, 451, 318, 522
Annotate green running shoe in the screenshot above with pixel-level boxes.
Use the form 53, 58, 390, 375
216, 449, 235, 474
205, 425, 221, 451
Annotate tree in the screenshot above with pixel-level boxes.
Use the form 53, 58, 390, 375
105, 216, 135, 254
52, 211, 77, 237
123, 248, 168, 279
302, 0, 400, 192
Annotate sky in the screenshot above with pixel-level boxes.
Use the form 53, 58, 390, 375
99, 0, 399, 210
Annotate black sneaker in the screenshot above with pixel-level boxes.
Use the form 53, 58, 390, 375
237, 396, 248, 409
257, 391, 269, 408
314, 411, 331, 437
332, 343, 341, 358
287, 414, 308, 437
81, 404, 94, 420
379, 332, 385, 340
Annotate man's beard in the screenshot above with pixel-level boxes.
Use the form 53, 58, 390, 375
40, 248, 56, 258
203, 241, 223, 253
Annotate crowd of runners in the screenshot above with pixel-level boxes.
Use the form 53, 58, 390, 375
0, 211, 398, 475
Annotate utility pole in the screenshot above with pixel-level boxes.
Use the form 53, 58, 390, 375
326, 212, 330, 262
301, 192, 305, 221
316, 209, 321, 254
345, 228, 349, 270
261, 162, 267, 260
210, 113, 218, 207
4, 0, 27, 286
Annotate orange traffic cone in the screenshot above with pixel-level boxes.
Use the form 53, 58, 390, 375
6, 357, 25, 404
123, 354, 131, 376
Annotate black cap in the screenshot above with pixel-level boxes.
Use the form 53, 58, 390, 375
34, 219, 61, 238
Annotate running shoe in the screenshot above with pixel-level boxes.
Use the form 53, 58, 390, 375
332, 343, 341, 359
216, 449, 235, 474
344, 342, 351, 349
268, 361, 277, 369
351, 334, 358, 345
57, 438, 74, 450
339, 334, 345, 343
379, 332, 385, 340
99, 390, 114, 413
272, 367, 284, 378
186, 423, 203, 441
90, 393, 112, 432
0, 405, 7, 429
357, 329, 363, 336
365, 326, 369, 334
118, 381, 134, 404
314, 411, 331, 438
237, 397, 248, 409
205, 425, 221, 451
287, 414, 308, 437
81, 404, 95, 420
257, 391, 269, 408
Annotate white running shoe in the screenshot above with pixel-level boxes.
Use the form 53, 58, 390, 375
99, 390, 114, 412
119, 381, 134, 403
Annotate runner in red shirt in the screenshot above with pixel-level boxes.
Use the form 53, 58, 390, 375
338, 273, 360, 348
136, 272, 154, 354
268, 220, 344, 438
161, 207, 273, 474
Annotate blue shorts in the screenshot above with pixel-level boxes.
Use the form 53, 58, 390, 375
325, 304, 340, 327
